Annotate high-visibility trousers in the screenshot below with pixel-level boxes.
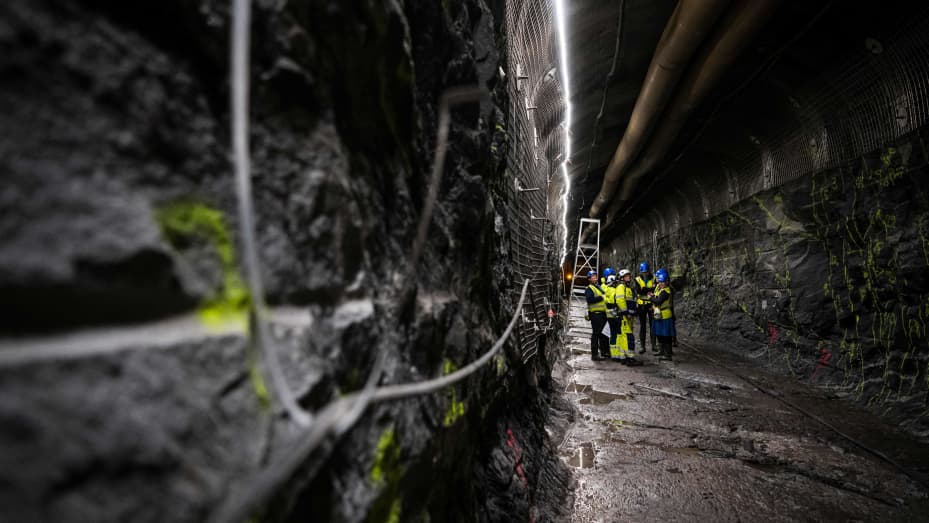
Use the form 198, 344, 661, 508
611, 315, 636, 359
610, 316, 635, 359
611, 332, 635, 359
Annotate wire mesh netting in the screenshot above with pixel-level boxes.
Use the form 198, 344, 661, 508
621, 8, 929, 249
504, 0, 564, 363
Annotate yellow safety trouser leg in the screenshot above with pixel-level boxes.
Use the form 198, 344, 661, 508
620, 317, 636, 359
610, 340, 622, 359
608, 317, 623, 359
616, 332, 630, 359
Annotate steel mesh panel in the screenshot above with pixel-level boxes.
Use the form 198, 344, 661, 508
504, 0, 561, 363
619, 9, 929, 245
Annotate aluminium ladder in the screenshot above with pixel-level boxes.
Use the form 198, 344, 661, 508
567, 218, 600, 339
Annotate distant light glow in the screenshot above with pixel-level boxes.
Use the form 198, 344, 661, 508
553, 0, 572, 265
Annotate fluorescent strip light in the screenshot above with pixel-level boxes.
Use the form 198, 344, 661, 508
553, 0, 572, 265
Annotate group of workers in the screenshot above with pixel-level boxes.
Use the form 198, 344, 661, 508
584, 262, 677, 365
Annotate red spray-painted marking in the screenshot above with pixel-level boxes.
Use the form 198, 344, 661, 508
767, 323, 779, 345
505, 428, 534, 523
812, 345, 832, 380
505, 428, 528, 489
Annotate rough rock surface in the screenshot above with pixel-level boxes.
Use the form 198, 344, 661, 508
0, 0, 569, 521
605, 131, 929, 439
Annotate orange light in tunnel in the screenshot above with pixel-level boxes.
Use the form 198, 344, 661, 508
566, 273, 573, 280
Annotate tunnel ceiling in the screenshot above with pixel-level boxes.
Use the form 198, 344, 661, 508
559, 0, 676, 214
557, 0, 929, 247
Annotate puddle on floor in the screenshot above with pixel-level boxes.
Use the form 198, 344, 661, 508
567, 382, 629, 405
567, 443, 596, 469
566, 382, 593, 394
632, 440, 702, 456
580, 389, 629, 405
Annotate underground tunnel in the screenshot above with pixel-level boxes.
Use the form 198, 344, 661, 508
3, 0, 929, 521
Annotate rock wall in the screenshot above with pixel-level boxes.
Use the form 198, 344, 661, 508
0, 0, 569, 521
606, 129, 929, 438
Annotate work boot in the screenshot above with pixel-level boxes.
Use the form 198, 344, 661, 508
626, 358, 643, 367
591, 353, 603, 361
659, 342, 673, 361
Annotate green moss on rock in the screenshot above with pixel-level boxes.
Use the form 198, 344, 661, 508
155, 202, 249, 328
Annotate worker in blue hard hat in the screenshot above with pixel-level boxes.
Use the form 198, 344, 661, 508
648, 268, 676, 361
634, 261, 657, 355
585, 269, 611, 361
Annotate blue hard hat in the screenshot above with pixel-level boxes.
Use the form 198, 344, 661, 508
639, 261, 650, 273
603, 267, 615, 278
655, 268, 669, 282
587, 270, 596, 279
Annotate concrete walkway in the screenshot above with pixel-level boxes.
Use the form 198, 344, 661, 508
556, 305, 929, 522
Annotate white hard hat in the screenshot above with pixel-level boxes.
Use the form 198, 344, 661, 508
618, 269, 631, 278
606, 274, 617, 284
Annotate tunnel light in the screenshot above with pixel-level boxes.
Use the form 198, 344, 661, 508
554, 0, 573, 265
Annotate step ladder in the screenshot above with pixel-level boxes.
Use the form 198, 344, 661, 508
566, 218, 600, 339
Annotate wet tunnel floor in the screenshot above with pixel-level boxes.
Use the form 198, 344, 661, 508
554, 333, 929, 522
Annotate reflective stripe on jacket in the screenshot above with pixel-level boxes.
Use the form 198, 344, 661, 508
586, 284, 608, 313
615, 283, 630, 312
605, 285, 619, 318
635, 276, 655, 305
654, 286, 673, 319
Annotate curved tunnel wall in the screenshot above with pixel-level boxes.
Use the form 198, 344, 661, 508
503, 0, 568, 357
604, 8, 929, 437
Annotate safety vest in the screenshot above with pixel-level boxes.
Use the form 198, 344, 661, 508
587, 284, 608, 313
616, 283, 635, 312
604, 285, 618, 318
618, 283, 635, 333
635, 276, 655, 305
655, 286, 673, 319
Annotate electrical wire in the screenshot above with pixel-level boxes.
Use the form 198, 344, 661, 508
335, 86, 485, 436
220, 2, 519, 517
208, 280, 530, 523
231, 0, 310, 426
581, 0, 625, 183
410, 86, 488, 269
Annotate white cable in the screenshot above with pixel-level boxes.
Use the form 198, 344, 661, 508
371, 279, 529, 401
231, 0, 310, 426
208, 279, 531, 523
216, 63, 496, 521
409, 86, 487, 268
335, 85, 485, 436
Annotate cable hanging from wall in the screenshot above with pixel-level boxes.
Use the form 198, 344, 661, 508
215, 1, 543, 521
